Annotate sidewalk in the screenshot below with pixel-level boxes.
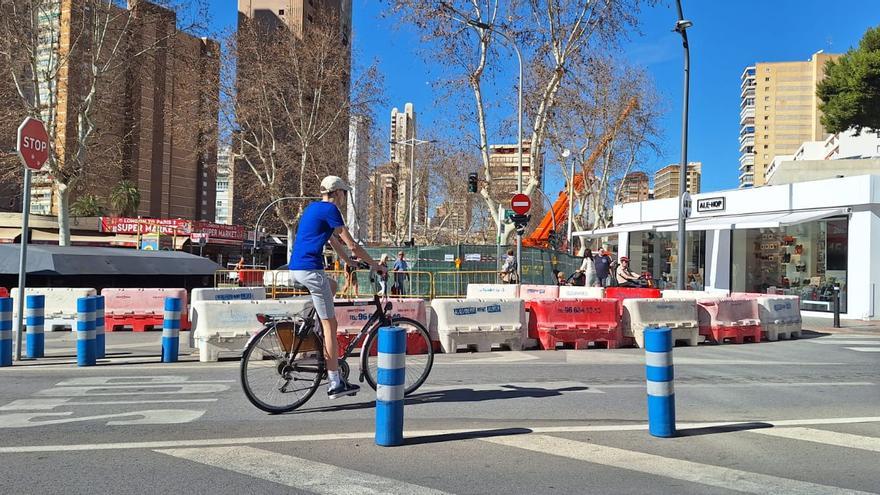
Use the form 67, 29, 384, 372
802, 316, 880, 334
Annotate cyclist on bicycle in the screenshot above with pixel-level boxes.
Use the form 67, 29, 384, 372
290, 175, 387, 399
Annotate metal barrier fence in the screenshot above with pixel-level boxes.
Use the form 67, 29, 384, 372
432, 271, 503, 298
215, 269, 268, 288
264, 270, 434, 299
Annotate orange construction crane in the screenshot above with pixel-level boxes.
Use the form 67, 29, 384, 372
524, 96, 640, 249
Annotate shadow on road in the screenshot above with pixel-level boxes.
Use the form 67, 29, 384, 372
674, 421, 773, 437
292, 384, 591, 414
403, 427, 532, 446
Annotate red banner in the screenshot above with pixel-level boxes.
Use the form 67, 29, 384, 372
100, 218, 246, 241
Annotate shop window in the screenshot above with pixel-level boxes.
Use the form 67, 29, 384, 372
731, 218, 848, 313
628, 231, 706, 290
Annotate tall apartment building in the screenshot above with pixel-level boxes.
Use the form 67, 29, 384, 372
367, 163, 398, 243
487, 141, 542, 206
346, 115, 370, 241
619, 171, 650, 204
234, 0, 352, 227
215, 147, 233, 225
389, 103, 428, 238
739, 51, 840, 188
26, 0, 219, 221
653, 162, 702, 200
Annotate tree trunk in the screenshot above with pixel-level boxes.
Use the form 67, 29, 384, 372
56, 182, 71, 247
286, 223, 295, 266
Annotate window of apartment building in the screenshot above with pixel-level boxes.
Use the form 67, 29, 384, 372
764, 145, 768, 149
278, 9, 284, 15
764, 154, 769, 159
764, 77, 770, 81
764, 106, 770, 111
764, 96, 769, 101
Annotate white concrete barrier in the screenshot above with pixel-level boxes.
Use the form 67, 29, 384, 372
12, 288, 97, 331
465, 284, 519, 300
189, 288, 268, 347
558, 286, 605, 299
621, 298, 699, 348
191, 298, 312, 362
661, 290, 720, 300
755, 295, 802, 340
518, 285, 559, 301
430, 299, 526, 352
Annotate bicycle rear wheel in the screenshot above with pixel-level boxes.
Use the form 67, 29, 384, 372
361, 316, 434, 395
240, 324, 323, 413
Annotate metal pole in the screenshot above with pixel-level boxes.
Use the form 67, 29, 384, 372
252, 196, 318, 267
15, 169, 32, 361
408, 140, 415, 244
567, 156, 575, 255
833, 285, 841, 328
674, 1, 691, 290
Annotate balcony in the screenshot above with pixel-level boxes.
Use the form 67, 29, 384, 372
738, 160, 754, 173
740, 85, 755, 99
738, 172, 755, 187
740, 106, 755, 123
739, 137, 755, 152
739, 153, 755, 167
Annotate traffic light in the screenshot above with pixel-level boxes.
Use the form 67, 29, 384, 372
510, 213, 530, 236
467, 172, 478, 193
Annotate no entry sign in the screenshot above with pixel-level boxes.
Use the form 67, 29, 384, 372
16, 117, 50, 170
510, 193, 531, 215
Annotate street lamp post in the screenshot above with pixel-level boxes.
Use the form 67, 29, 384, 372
674, 1, 693, 290
252, 196, 319, 267
390, 138, 435, 245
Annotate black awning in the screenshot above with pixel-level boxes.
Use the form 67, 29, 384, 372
0, 245, 220, 276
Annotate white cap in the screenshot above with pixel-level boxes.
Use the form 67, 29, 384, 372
320, 175, 351, 194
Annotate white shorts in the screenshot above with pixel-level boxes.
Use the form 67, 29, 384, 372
291, 270, 335, 320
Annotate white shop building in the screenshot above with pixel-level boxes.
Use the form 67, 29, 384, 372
576, 174, 880, 320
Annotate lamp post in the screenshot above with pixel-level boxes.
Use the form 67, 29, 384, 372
252, 196, 319, 267
390, 138, 435, 245
562, 148, 576, 254
674, 1, 693, 290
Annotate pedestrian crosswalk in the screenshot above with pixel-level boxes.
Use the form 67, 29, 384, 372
149, 422, 880, 495
808, 335, 880, 353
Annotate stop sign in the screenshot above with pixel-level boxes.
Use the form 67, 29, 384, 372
17, 117, 50, 171
510, 193, 531, 215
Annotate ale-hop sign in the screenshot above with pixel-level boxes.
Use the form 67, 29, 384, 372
697, 197, 726, 213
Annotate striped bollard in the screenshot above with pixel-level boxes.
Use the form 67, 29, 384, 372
162, 297, 181, 363
645, 327, 675, 438
0, 298, 12, 367
76, 296, 97, 366
25, 295, 45, 358
94, 295, 105, 359
375, 326, 406, 447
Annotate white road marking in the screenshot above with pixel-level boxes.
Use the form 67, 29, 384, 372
482, 435, 874, 495
808, 340, 880, 345
34, 383, 229, 397
0, 398, 216, 411
56, 376, 233, 386
753, 427, 880, 452
595, 381, 874, 390
155, 446, 453, 495
1, 416, 879, 454
0, 410, 205, 428
461, 352, 540, 364
847, 347, 880, 352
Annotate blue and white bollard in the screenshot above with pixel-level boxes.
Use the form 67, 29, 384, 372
94, 295, 105, 359
162, 297, 181, 363
76, 296, 97, 367
645, 327, 675, 437
375, 326, 406, 446
0, 297, 12, 367
25, 295, 45, 359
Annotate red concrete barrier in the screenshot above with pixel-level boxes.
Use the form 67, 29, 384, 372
0, 288, 7, 298
528, 298, 622, 350
102, 288, 189, 332
604, 287, 662, 301
697, 297, 762, 344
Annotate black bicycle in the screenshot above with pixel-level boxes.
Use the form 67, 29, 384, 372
240, 294, 434, 413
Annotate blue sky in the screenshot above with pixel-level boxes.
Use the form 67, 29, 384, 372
210, 1, 880, 194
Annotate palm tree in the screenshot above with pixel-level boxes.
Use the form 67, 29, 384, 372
70, 194, 107, 217
109, 180, 141, 217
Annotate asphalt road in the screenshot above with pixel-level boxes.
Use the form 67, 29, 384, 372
1, 328, 879, 494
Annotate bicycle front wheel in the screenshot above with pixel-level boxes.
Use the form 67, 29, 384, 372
361, 316, 434, 395
240, 324, 323, 414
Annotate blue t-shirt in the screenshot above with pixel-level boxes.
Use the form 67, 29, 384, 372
289, 201, 344, 270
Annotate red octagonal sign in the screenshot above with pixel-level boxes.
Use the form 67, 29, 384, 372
510, 193, 531, 215
17, 117, 50, 171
